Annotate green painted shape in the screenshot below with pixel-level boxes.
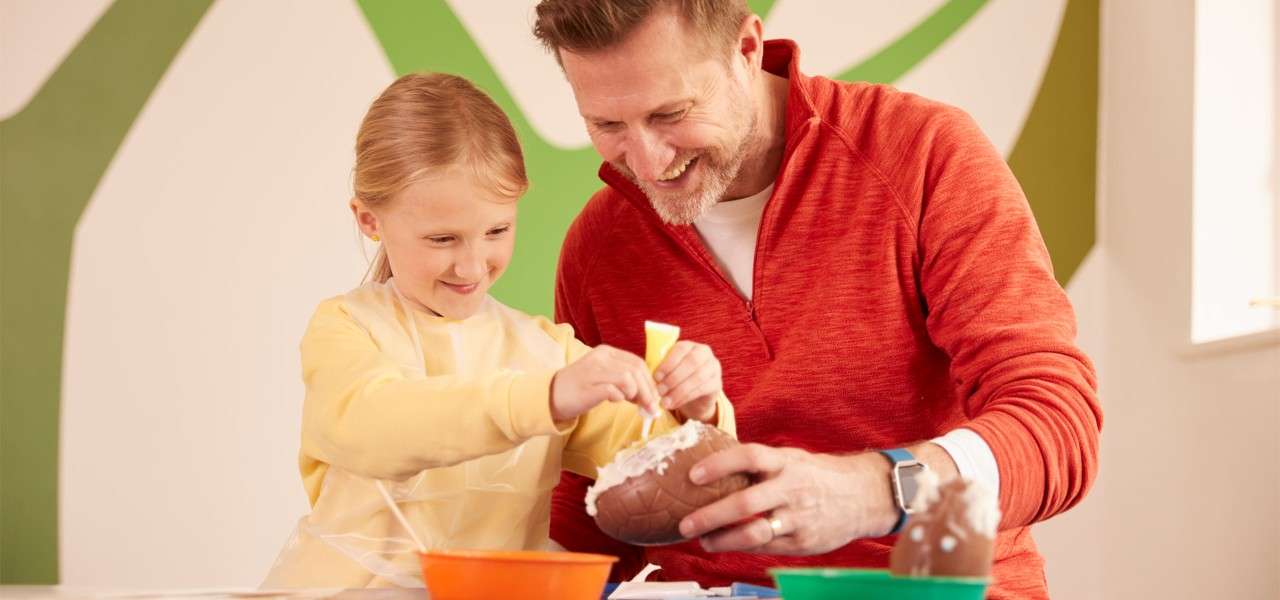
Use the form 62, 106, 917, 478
1006, 0, 1098, 284
747, 0, 776, 18
837, 0, 988, 83
0, 0, 213, 583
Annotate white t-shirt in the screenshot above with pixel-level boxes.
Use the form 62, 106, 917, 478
694, 184, 772, 300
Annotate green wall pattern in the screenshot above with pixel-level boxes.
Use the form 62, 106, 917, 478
1007, 0, 1098, 283
0, 0, 1095, 582
837, 0, 987, 83
0, 1, 215, 582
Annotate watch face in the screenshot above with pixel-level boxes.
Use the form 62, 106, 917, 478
898, 464, 929, 513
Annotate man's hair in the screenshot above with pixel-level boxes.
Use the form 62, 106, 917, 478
532, 0, 751, 62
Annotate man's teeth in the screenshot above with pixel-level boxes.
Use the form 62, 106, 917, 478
658, 156, 695, 181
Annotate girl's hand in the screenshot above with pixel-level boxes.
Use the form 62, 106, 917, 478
550, 345, 661, 422
653, 340, 722, 423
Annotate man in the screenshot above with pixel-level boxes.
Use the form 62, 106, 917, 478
532, 2, 1101, 598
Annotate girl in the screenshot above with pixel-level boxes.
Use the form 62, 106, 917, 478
263, 73, 734, 588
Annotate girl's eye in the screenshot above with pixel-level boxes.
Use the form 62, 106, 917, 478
426, 236, 454, 245
487, 226, 511, 237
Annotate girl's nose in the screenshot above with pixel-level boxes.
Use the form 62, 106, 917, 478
453, 247, 486, 281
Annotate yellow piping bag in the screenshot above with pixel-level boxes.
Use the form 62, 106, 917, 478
642, 320, 680, 439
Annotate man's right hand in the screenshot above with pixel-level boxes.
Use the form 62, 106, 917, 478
677, 445, 900, 555
550, 345, 661, 422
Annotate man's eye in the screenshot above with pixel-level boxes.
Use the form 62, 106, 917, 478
655, 110, 686, 122
594, 121, 622, 131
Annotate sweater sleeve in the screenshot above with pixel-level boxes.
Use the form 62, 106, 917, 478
299, 298, 570, 482
914, 107, 1102, 529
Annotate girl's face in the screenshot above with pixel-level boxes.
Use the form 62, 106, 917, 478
353, 166, 517, 320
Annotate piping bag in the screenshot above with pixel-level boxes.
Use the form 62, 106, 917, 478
641, 321, 680, 439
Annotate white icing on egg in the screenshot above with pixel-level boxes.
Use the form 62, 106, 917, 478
585, 420, 708, 516
959, 479, 1001, 537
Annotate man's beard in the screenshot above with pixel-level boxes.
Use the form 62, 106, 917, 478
612, 91, 759, 225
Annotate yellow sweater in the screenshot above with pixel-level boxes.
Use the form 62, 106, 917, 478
263, 280, 735, 588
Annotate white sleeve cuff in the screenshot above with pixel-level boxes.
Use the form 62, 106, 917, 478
930, 427, 1000, 499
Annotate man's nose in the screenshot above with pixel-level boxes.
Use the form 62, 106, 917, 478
625, 129, 674, 182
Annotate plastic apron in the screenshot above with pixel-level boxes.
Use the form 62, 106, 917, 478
263, 280, 570, 588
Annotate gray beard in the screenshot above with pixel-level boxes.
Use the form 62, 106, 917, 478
616, 90, 760, 225
636, 154, 738, 225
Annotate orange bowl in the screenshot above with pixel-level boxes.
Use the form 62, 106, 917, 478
418, 550, 617, 600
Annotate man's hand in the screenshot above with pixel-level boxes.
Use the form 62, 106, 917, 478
676, 445, 902, 555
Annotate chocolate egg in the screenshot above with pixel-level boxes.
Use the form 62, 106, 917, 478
587, 422, 749, 546
889, 477, 999, 578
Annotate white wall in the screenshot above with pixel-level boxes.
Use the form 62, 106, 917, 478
1035, 1, 1280, 598
58, 0, 391, 588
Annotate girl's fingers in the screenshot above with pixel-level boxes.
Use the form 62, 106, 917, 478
654, 341, 696, 384
616, 351, 661, 414
617, 369, 639, 400
658, 352, 710, 403
595, 382, 626, 404
665, 360, 720, 409
634, 365, 662, 415
671, 379, 719, 416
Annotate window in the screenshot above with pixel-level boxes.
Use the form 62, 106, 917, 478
1192, 0, 1280, 343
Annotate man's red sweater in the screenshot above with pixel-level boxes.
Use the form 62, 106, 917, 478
550, 40, 1101, 600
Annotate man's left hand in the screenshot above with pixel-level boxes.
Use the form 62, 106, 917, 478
677, 444, 900, 555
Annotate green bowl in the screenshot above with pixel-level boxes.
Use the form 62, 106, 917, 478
770, 567, 989, 600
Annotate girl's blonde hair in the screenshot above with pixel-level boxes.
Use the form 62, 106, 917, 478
353, 72, 529, 283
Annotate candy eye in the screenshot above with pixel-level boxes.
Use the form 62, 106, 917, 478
939, 535, 957, 553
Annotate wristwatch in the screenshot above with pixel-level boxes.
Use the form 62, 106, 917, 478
878, 448, 929, 535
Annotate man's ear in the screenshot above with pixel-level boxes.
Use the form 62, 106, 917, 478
736, 14, 765, 73
350, 197, 380, 240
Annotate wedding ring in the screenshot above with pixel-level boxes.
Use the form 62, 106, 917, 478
766, 515, 785, 541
